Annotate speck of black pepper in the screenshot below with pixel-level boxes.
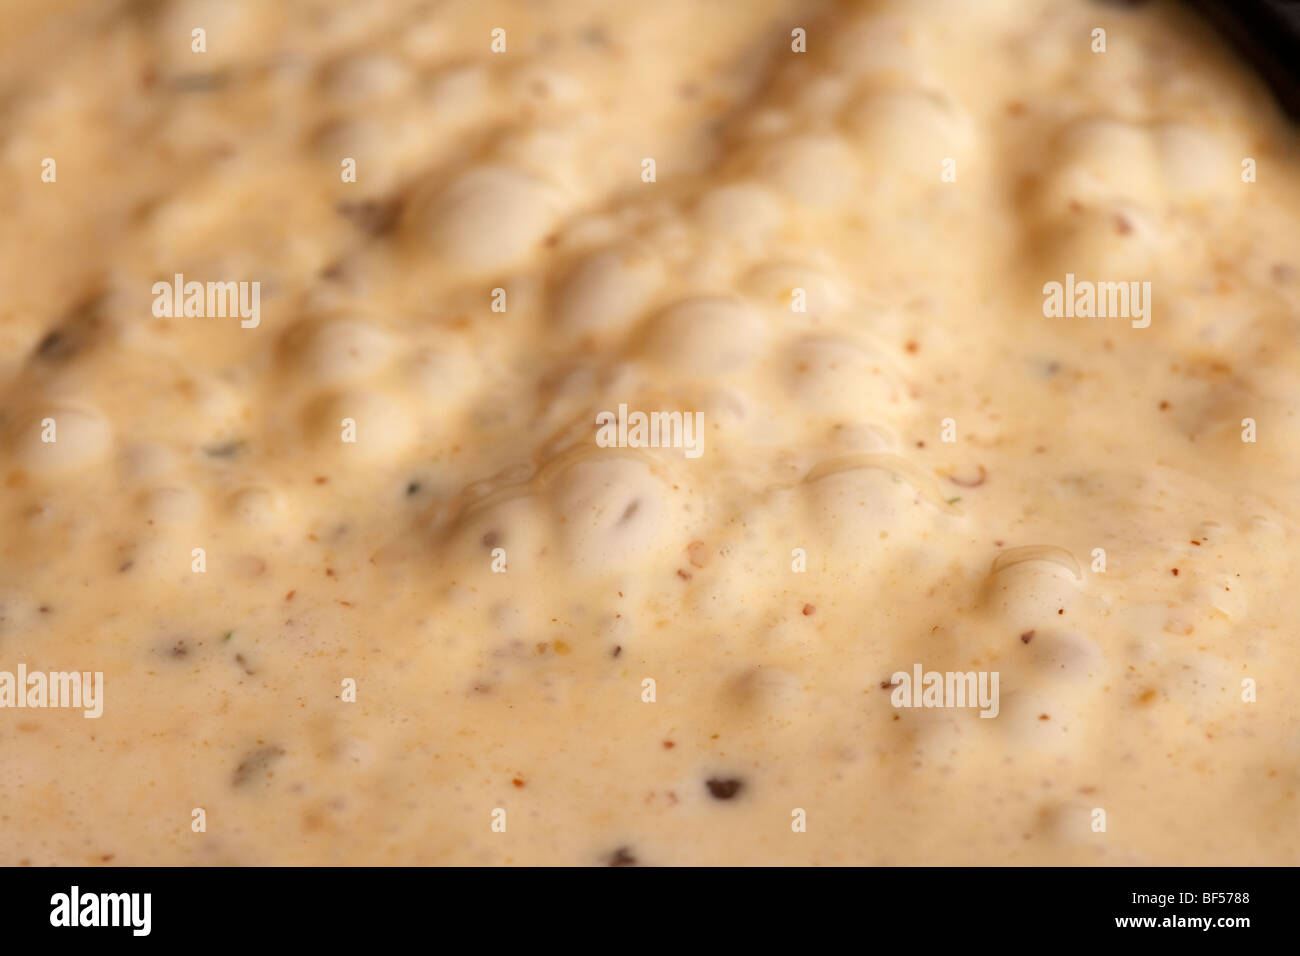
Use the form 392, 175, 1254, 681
706, 777, 743, 800
482, 530, 501, 548
607, 846, 636, 866
34, 331, 65, 358
231, 745, 286, 787
612, 645, 622, 657
406, 481, 421, 497
335, 197, 403, 237
202, 440, 245, 458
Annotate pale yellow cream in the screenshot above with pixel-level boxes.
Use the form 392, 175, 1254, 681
1, 0, 1299, 865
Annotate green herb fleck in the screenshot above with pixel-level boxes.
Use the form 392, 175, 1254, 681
946, 496, 962, 505
204, 440, 245, 458
222, 630, 233, 642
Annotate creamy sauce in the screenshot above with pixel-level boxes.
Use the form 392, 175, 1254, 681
1, 0, 1299, 865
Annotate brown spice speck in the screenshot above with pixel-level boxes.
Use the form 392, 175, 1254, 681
706, 778, 743, 800
802, 603, 815, 616
1020, 630, 1035, 644
607, 846, 636, 867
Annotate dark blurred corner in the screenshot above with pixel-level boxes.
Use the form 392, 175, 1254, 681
1183, 0, 1300, 119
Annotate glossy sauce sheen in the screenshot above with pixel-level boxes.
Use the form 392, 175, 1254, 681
1, 0, 1298, 865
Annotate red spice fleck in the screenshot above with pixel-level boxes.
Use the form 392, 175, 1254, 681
881, 679, 900, 690
676, 568, 692, 580
663, 741, 675, 749
1057, 609, 1064, 615
314, 476, 328, 484
1038, 714, 1050, 721
1171, 568, 1179, 576
1159, 400, 1169, 410
802, 603, 815, 616
285, 590, 295, 601
1190, 540, 1201, 546
904, 340, 919, 354
512, 778, 525, 788
1020, 630, 1035, 644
